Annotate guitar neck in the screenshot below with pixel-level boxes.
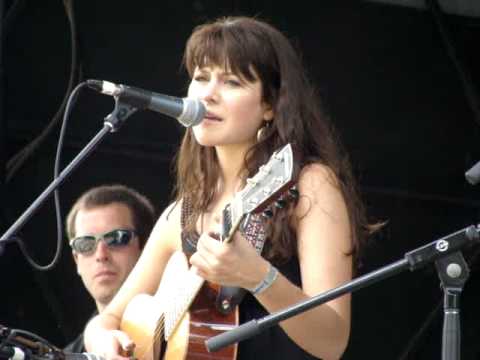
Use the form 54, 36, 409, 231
221, 214, 244, 244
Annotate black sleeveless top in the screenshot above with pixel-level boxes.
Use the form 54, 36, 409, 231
180, 202, 320, 359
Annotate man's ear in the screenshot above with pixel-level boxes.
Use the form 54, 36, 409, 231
72, 252, 82, 275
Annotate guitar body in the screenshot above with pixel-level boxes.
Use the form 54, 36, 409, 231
121, 293, 165, 360
121, 251, 238, 360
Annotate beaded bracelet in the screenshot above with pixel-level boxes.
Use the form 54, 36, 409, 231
250, 263, 279, 295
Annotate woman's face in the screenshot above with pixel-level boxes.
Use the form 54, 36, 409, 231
187, 64, 273, 149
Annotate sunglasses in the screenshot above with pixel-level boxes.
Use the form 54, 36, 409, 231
70, 229, 136, 255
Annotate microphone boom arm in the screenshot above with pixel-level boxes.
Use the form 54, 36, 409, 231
206, 225, 479, 356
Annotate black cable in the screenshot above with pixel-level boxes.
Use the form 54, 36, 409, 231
425, 0, 480, 127
6, 329, 55, 350
397, 300, 442, 360
1, 0, 26, 36
14, 81, 87, 270
6, 0, 80, 183
0, 327, 58, 358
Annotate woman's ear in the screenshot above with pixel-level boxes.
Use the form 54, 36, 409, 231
263, 105, 274, 122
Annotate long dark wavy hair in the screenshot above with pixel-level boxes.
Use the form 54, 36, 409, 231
175, 16, 374, 266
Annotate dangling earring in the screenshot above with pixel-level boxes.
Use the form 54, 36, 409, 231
257, 121, 271, 142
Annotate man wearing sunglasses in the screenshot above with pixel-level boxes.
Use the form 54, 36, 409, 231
64, 184, 155, 353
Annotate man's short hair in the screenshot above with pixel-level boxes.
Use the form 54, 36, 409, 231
66, 184, 155, 249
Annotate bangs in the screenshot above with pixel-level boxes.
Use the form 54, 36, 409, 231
184, 20, 263, 83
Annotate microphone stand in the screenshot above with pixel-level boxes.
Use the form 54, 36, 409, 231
435, 251, 469, 360
206, 225, 479, 360
0, 99, 137, 245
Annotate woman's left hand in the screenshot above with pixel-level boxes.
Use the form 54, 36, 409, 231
189, 231, 269, 289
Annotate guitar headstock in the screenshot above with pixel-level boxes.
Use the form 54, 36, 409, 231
240, 143, 295, 214
221, 143, 296, 242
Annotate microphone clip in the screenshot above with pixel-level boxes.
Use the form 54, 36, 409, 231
104, 99, 138, 132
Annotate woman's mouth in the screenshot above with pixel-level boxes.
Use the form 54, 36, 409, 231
204, 112, 222, 121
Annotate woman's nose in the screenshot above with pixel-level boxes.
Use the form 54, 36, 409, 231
201, 80, 219, 102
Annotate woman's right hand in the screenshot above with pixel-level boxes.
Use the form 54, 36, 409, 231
84, 315, 135, 360
89, 329, 135, 360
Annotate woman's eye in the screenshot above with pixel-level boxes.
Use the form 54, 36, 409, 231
225, 79, 241, 86
194, 75, 207, 82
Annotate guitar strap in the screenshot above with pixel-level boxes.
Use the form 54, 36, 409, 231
215, 286, 248, 315
216, 212, 267, 314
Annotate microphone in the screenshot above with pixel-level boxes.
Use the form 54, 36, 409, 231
86, 79, 205, 127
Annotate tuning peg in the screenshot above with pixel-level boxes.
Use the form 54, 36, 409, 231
262, 208, 274, 218
288, 187, 299, 199
275, 198, 287, 209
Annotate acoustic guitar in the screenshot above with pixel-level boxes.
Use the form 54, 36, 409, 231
120, 143, 295, 360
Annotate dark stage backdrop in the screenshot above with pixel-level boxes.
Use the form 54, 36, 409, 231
1, 1, 480, 359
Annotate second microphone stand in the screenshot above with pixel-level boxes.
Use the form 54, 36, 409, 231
435, 251, 470, 359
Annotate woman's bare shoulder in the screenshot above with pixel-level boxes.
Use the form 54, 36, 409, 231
294, 163, 348, 225
150, 199, 184, 250
297, 163, 339, 190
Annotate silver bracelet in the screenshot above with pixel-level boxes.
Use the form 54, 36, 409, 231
250, 263, 279, 295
